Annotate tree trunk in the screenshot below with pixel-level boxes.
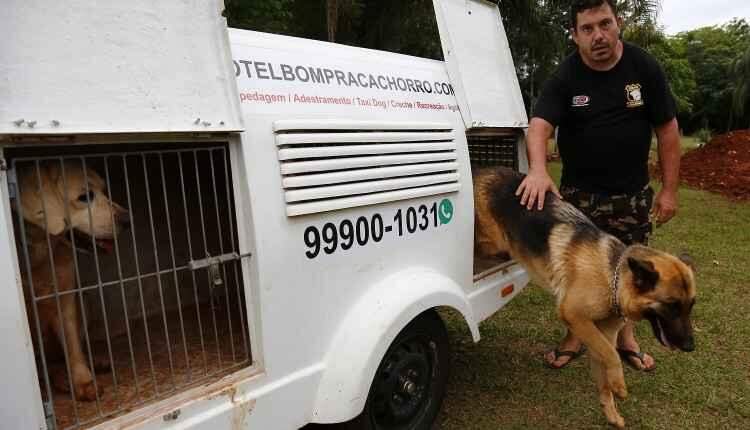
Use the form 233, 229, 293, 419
327, 0, 338, 42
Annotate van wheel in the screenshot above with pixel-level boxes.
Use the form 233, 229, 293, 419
344, 310, 450, 430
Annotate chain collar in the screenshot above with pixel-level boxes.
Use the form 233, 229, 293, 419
611, 253, 627, 320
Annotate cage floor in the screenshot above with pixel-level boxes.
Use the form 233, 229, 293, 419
473, 251, 512, 277
49, 298, 251, 430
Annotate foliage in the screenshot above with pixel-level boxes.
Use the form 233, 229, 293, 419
354, 0, 442, 59
223, 0, 295, 34
224, 0, 441, 59
674, 19, 750, 132
497, 1, 569, 110
617, 0, 661, 28
730, 45, 750, 128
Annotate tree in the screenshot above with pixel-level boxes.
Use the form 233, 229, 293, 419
675, 19, 750, 131
223, 0, 295, 34
618, 0, 661, 28
652, 38, 698, 116
730, 45, 750, 128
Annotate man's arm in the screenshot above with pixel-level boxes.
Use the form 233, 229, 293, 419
516, 117, 560, 210
653, 117, 680, 224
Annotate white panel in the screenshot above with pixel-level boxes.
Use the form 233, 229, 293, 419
282, 162, 460, 188
276, 131, 455, 146
274, 120, 452, 132
284, 173, 460, 202
433, 0, 528, 129
285, 183, 460, 216
280, 152, 457, 175
278, 141, 456, 160
0, 168, 46, 430
1, 0, 243, 135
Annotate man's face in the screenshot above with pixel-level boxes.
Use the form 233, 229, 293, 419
572, 3, 622, 65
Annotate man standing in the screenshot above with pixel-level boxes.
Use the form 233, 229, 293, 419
516, 0, 681, 371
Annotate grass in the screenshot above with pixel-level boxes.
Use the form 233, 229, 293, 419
436, 155, 750, 429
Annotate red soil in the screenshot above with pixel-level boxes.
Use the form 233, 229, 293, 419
678, 130, 750, 201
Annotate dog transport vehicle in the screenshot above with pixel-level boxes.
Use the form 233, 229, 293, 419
0, 0, 529, 428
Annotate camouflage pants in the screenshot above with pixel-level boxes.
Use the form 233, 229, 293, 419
560, 184, 654, 246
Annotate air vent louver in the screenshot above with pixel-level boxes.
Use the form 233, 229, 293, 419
275, 120, 461, 216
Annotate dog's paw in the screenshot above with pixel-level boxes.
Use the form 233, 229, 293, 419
608, 415, 626, 429
611, 382, 627, 400
75, 380, 100, 402
607, 371, 627, 400
601, 400, 625, 428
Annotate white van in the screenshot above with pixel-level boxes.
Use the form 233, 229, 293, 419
0, 0, 529, 429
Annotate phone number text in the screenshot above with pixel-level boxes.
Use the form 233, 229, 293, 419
303, 201, 446, 259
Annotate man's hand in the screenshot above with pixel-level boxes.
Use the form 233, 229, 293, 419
519, 117, 559, 210
652, 188, 677, 224
515, 169, 561, 210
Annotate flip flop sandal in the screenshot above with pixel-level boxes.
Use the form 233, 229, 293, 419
545, 345, 587, 369
617, 348, 656, 372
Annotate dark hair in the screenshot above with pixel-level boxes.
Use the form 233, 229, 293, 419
570, 0, 618, 29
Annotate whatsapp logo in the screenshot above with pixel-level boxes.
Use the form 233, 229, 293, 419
438, 199, 454, 225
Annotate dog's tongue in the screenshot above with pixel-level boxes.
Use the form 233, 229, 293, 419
96, 239, 114, 254
655, 318, 675, 350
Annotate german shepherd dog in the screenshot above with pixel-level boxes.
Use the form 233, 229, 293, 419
473, 167, 696, 428
14, 161, 130, 401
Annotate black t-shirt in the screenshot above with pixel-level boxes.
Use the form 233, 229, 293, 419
533, 42, 676, 194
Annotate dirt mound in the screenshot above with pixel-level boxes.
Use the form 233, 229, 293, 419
679, 130, 750, 201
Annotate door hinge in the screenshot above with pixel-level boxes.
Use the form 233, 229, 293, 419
4, 160, 17, 200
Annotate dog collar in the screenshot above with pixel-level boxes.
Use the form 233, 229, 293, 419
611, 253, 627, 320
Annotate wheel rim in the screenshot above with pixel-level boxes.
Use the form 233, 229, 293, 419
370, 335, 437, 429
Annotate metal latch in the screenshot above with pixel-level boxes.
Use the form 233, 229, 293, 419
188, 252, 252, 289
209, 263, 223, 287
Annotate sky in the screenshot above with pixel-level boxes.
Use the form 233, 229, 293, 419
659, 0, 750, 34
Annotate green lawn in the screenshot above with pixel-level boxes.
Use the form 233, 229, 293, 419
676, 135, 702, 152
437, 159, 750, 429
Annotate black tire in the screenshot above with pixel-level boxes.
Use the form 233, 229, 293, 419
343, 310, 450, 430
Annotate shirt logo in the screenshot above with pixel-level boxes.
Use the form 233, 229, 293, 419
571, 95, 590, 107
625, 83, 644, 108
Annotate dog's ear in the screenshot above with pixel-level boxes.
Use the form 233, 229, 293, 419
678, 252, 697, 273
627, 257, 659, 292
19, 165, 69, 236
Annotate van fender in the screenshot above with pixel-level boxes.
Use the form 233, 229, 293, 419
311, 267, 479, 423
